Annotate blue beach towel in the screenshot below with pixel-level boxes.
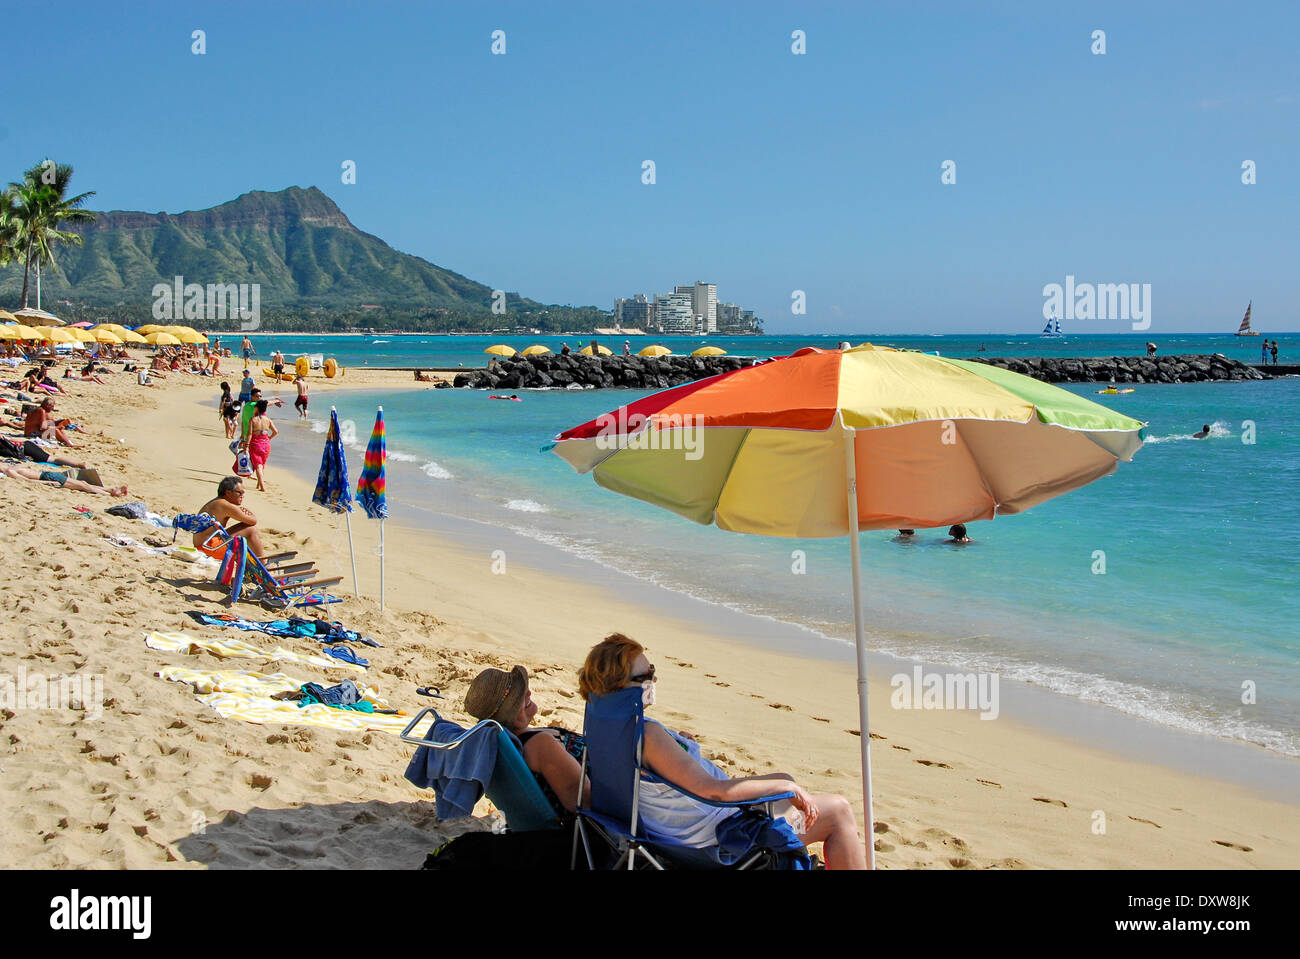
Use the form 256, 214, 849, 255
404, 718, 498, 819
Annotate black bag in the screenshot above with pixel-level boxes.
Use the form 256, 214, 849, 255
420, 828, 587, 871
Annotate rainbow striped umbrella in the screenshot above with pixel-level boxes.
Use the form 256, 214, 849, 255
356, 407, 388, 607
551, 344, 1146, 867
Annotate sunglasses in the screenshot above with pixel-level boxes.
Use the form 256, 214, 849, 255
630, 665, 656, 683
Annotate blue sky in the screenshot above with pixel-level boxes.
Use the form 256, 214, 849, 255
8, 0, 1297, 333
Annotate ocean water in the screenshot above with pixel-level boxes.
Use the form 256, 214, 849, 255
238, 331, 1297, 371
262, 333, 1299, 759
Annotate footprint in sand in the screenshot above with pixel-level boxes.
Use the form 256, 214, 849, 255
976, 778, 1002, 789
845, 729, 861, 737
676, 662, 694, 669
713, 682, 730, 687
1033, 796, 1068, 807
915, 759, 952, 769
767, 703, 793, 711
873, 821, 890, 834
1128, 816, 1162, 828
1212, 840, 1253, 852
811, 716, 830, 723
947, 857, 974, 869
891, 744, 910, 752
705, 673, 717, 678
874, 840, 896, 852
869, 732, 886, 740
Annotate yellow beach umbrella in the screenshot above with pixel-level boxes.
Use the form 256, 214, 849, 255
36, 327, 78, 343
170, 329, 209, 344
6, 324, 42, 340
0, 310, 18, 323
485, 344, 517, 357
691, 346, 727, 357
0, 326, 21, 340
116, 329, 148, 343
92, 329, 125, 344
69, 328, 98, 343
521, 345, 552, 356
579, 344, 613, 356
638, 345, 672, 357
145, 331, 182, 346
135, 324, 168, 335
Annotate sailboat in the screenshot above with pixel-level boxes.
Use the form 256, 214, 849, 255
1040, 317, 1063, 338
1234, 301, 1260, 337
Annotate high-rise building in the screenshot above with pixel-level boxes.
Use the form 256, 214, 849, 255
675, 282, 717, 326
614, 294, 654, 329
655, 292, 695, 333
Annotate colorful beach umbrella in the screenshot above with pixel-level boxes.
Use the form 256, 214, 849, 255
312, 408, 360, 599
356, 407, 389, 608
579, 344, 612, 356
550, 344, 1146, 868
4, 323, 41, 340
691, 346, 726, 357
521, 344, 552, 356
485, 344, 517, 357
638, 345, 672, 357
92, 329, 124, 344
144, 331, 181, 346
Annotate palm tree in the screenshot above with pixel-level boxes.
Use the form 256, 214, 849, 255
8, 161, 97, 309
0, 186, 21, 270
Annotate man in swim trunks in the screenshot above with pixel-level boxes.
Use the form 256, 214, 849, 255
0, 462, 128, 496
194, 476, 265, 558
294, 374, 309, 417
273, 349, 285, 378
239, 369, 255, 403
24, 398, 80, 447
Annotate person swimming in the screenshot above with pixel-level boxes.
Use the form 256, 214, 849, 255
1192, 424, 1211, 439
947, 523, 971, 543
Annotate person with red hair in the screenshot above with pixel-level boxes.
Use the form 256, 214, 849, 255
578, 633, 867, 870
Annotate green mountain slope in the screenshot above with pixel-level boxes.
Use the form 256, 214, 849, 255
0, 186, 535, 312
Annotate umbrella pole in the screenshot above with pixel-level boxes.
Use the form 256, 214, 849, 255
379, 519, 386, 610
344, 511, 360, 599
844, 425, 876, 870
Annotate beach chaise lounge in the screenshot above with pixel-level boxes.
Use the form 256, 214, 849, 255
401, 706, 563, 834
172, 513, 344, 608
572, 686, 808, 870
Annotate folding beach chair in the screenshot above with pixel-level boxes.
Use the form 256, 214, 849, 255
173, 513, 344, 608
572, 687, 809, 870
400, 707, 562, 834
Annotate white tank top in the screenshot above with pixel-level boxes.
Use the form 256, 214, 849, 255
635, 720, 738, 848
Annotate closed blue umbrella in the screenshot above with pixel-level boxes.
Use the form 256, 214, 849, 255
312, 407, 359, 598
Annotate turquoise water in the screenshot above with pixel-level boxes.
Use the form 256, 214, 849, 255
264, 333, 1300, 758
239, 332, 1297, 370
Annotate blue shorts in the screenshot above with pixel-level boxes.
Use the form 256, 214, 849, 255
40, 470, 69, 486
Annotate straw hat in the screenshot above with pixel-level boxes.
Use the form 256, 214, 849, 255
464, 665, 528, 724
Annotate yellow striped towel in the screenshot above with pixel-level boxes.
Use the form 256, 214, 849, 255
156, 666, 409, 734
145, 631, 366, 674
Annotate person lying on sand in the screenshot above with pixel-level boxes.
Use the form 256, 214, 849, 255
0, 463, 128, 497
577, 633, 868, 869
194, 476, 265, 557
24, 398, 81, 447
464, 666, 590, 823
0, 435, 87, 470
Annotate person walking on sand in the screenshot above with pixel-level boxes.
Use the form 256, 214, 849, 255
239, 368, 255, 403
273, 348, 285, 379
246, 400, 278, 492
241, 335, 254, 363
293, 374, 309, 418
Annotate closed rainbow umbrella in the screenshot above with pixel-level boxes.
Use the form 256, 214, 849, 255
356, 407, 389, 609
550, 344, 1146, 868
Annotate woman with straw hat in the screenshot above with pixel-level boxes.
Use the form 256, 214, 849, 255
464, 665, 590, 821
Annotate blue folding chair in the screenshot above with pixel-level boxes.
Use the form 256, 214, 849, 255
401, 706, 561, 834
572, 687, 808, 870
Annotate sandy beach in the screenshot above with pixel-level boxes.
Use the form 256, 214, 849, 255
1, 359, 1296, 870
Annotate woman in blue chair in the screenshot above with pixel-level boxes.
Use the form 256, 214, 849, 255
465, 665, 590, 821
578, 634, 868, 870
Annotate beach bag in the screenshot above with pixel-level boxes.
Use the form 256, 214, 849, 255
233, 448, 254, 476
